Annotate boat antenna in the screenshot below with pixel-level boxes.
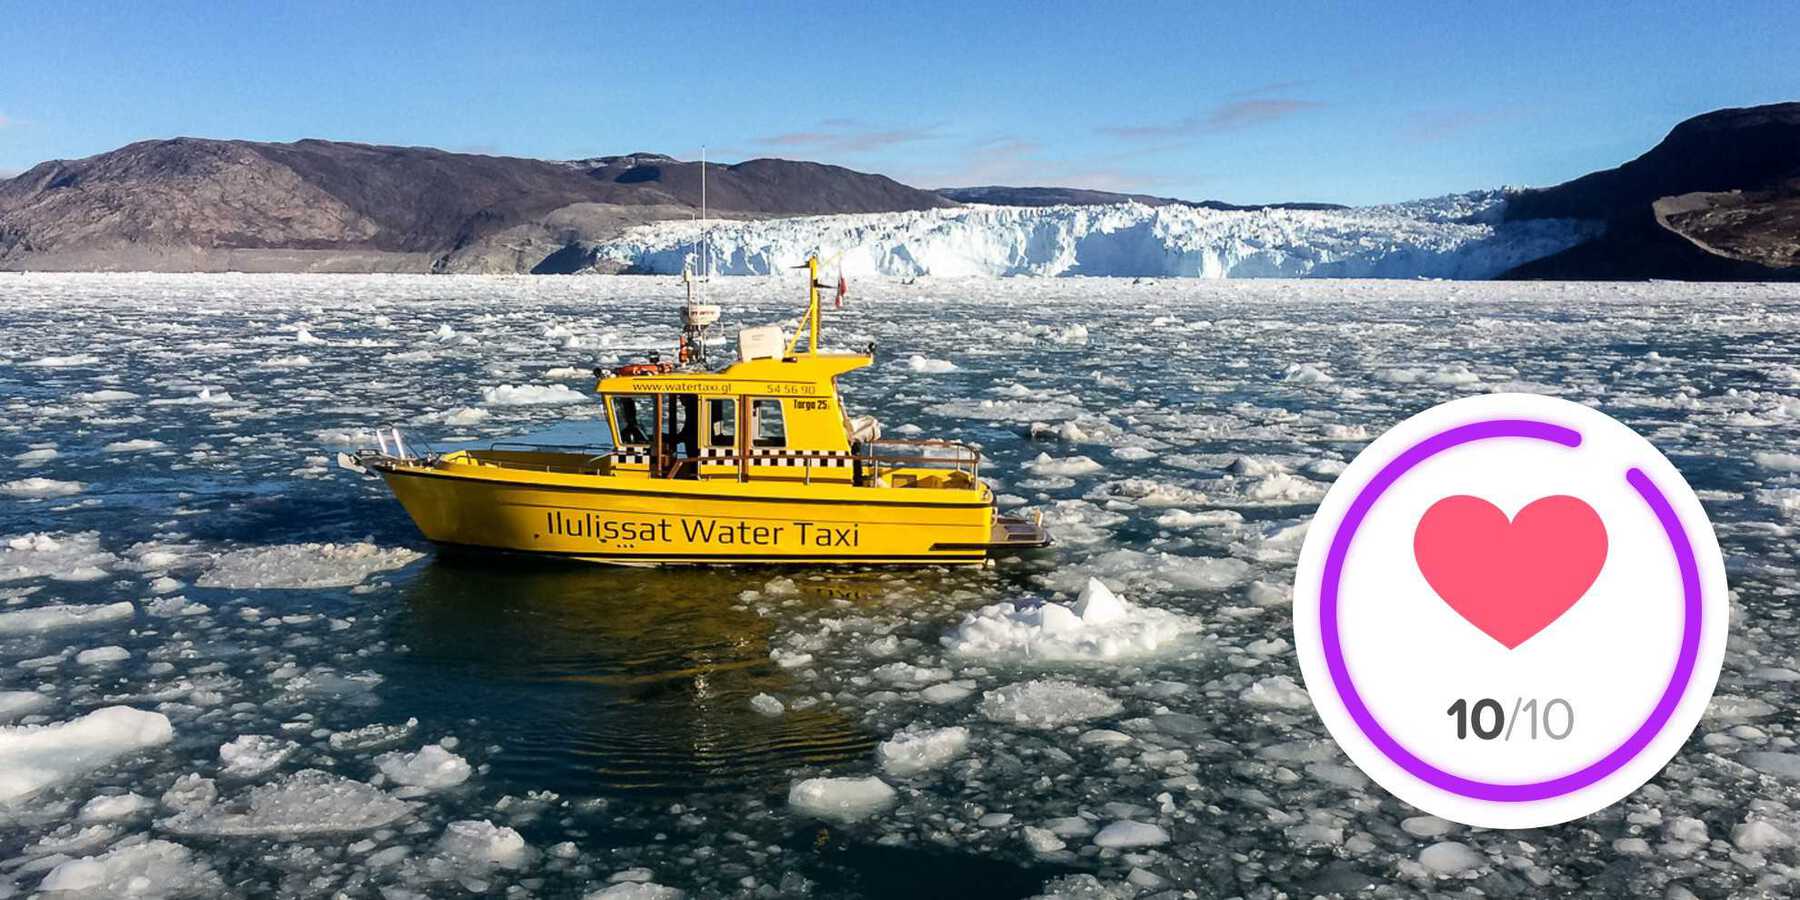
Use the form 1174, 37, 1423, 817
700, 145, 709, 283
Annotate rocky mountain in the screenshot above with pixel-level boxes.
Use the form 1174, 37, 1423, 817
0, 138, 953, 273
1502, 103, 1800, 279
939, 185, 1344, 212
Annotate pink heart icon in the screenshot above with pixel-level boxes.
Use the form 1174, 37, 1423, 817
1413, 495, 1608, 649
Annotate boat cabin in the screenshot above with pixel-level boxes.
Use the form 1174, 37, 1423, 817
596, 352, 880, 483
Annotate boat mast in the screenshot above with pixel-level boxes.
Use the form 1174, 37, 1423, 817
700, 145, 709, 283
784, 254, 823, 357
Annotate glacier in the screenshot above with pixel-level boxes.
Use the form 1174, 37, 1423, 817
592, 191, 1599, 279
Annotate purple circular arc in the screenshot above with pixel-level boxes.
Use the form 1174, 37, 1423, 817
1319, 418, 1705, 802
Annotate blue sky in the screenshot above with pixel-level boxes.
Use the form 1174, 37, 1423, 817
1, 2, 1794, 205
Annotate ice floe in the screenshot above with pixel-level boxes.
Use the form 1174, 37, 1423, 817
787, 776, 897, 823
195, 541, 422, 589
942, 578, 1202, 662
0, 706, 173, 803
979, 680, 1122, 729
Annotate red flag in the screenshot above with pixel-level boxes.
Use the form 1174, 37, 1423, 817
834, 272, 847, 309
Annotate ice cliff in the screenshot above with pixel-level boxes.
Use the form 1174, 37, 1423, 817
592, 191, 1598, 279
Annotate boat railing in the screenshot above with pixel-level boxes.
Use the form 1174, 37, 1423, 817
648, 438, 981, 484
456, 438, 983, 486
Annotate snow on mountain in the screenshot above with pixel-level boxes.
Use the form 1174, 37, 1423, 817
592, 191, 1599, 279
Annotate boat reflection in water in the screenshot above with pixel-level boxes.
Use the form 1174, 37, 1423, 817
388, 555, 879, 797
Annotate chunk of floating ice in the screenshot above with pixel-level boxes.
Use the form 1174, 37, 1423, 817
438, 819, 530, 869
196, 541, 422, 589
0, 602, 134, 634
787, 776, 897, 823
14, 447, 60, 465
919, 682, 974, 705
0, 706, 173, 803
0, 690, 50, 722
443, 406, 489, 426
37, 839, 222, 896
1026, 453, 1103, 477
78, 792, 151, 822
876, 726, 969, 777
1754, 451, 1800, 473
979, 680, 1122, 728
218, 735, 298, 778
1732, 820, 1795, 851
74, 645, 129, 665
0, 533, 120, 583
1418, 841, 1487, 876
1740, 751, 1800, 780
748, 693, 785, 716
943, 578, 1201, 663
158, 769, 410, 836
1023, 826, 1066, 854
1281, 363, 1333, 384
904, 355, 959, 373
480, 383, 586, 406
1093, 820, 1170, 848
1, 477, 84, 498
375, 743, 472, 790
1073, 578, 1125, 624
75, 389, 140, 402
584, 883, 687, 900
24, 354, 101, 367
1241, 675, 1311, 709
102, 438, 166, 453
1154, 509, 1242, 530
329, 719, 419, 752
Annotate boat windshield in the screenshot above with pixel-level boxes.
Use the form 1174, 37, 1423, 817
612, 395, 651, 445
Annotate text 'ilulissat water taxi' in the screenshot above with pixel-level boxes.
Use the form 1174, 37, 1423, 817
356, 258, 1051, 566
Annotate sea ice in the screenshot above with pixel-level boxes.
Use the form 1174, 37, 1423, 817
1241, 675, 1311, 709
0, 602, 134, 634
942, 578, 1201, 663
102, 438, 166, 453
437, 819, 530, 869
0, 706, 173, 803
979, 680, 1122, 728
196, 541, 422, 589
376, 743, 473, 790
480, 383, 587, 406
0, 690, 50, 722
74, 646, 129, 665
585, 884, 687, 900
1419, 841, 1487, 876
218, 735, 298, 778
0, 534, 120, 583
36, 839, 222, 897
158, 769, 411, 836
787, 776, 897, 823
876, 726, 970, 776
904, 355, 959, 373
1092, 820, 1170, 848
78, 792, 152, 822
1027, 453, 1104, 477
1, 477, 84, 498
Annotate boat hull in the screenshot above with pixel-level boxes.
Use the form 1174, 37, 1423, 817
376, 463, 1018, 566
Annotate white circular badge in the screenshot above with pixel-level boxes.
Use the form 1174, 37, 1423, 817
1292, 393, 1728, 828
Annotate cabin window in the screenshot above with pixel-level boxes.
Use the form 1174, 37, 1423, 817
751, 398, 786, 448
612, 395, 652, 445
664, 394, 699, 457
707, 398, 737, 448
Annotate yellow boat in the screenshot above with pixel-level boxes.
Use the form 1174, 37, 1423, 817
356, 258, 1050, 566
